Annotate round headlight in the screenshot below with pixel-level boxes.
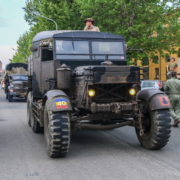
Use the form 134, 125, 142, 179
88, 89, 96, 97
129, 88, 136, 96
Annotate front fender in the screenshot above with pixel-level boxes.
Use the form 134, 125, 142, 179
137, 89, 164, 101
45, 90, 72, 112
149, 94, 171, 111
137, 89, 171, 111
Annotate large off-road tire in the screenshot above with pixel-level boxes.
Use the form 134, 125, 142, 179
136, 110, 171, 150
27, 93, 32, 127
44, 103, 71, 158
31, 116, 43, 133
8, 94, 13, 102
27, 92, 43, 133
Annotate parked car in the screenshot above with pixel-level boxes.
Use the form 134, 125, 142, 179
141, 80, 163, 90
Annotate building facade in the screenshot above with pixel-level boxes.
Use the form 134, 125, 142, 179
136, 47, 180, 81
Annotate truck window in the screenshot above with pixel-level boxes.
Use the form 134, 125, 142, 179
41, 47, 53, 61
92, 41, 124, 54
56, 40, 89, 54
55, 40, 125, 61
92, 41, 124, 61
12, 75, 28, 81
56, 40, 90, 60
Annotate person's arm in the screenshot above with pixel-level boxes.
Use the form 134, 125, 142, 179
84, 26, 88, 30
95, 26, 100, 32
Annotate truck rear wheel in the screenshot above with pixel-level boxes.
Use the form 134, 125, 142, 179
27, 92, 43, 133
31, 115, 43, 133
44, 103, 71, 158
136, 110, 171, 150
27, 93, 32, 127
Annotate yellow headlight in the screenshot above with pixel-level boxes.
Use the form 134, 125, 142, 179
129, 88, 136, 96
88, 89, 96, 97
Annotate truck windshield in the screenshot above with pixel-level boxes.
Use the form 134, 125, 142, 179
56, 40, 90, 59
55, 40, 124, 60
92, 42, 124, 54
92, 41, 124, 60
11, 75, 28, 81
56, 40, 89, 54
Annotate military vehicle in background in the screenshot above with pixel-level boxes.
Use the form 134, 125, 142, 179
4, 63, 28, 102
27, 31, 172, 158
0, 71, 5, 89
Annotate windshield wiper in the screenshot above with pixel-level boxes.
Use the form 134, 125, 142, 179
72, 41, 75, 51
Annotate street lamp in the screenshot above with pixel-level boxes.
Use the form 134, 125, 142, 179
23, 8, 58, 30
12, 48, 17, 52
33, 12, 58, 30
12, 48, 27, 59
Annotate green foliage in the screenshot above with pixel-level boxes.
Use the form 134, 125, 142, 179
12, 0, 180, 63
75, 0, 180, 59
152, 56, 159, 64
142, 57, 149, 66
11, 31, 33, 63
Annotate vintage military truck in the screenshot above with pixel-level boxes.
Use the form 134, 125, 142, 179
4, 63, 28, 102
27, 31, 172, 158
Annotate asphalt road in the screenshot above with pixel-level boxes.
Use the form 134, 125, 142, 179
0, 89, 180, 180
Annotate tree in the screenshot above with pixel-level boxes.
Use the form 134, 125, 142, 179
11, 31, 33, 63
75, 0, 180, 59
24, 0, 82, 30
12, 0, 180, 62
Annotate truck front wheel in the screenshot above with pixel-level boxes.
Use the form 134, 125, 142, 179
44, 103, 71, 158
136, 110, 171, 150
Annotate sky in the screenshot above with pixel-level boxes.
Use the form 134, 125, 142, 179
0, 0, 29, 69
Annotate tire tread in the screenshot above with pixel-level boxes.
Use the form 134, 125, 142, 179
136, 110, 171, 150
47, 112, 70, 158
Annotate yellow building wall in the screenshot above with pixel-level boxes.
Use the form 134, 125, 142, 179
137, 47, 180, 81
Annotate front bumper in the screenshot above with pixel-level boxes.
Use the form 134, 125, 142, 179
90, 102, 138, 114
9, 90, 27, 97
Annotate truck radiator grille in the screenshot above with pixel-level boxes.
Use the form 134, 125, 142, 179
90, 84, 132, 103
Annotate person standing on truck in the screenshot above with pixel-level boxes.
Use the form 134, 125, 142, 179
84, 18, 100, 32
167, 57, 178, 79
164, 71, 180, 127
